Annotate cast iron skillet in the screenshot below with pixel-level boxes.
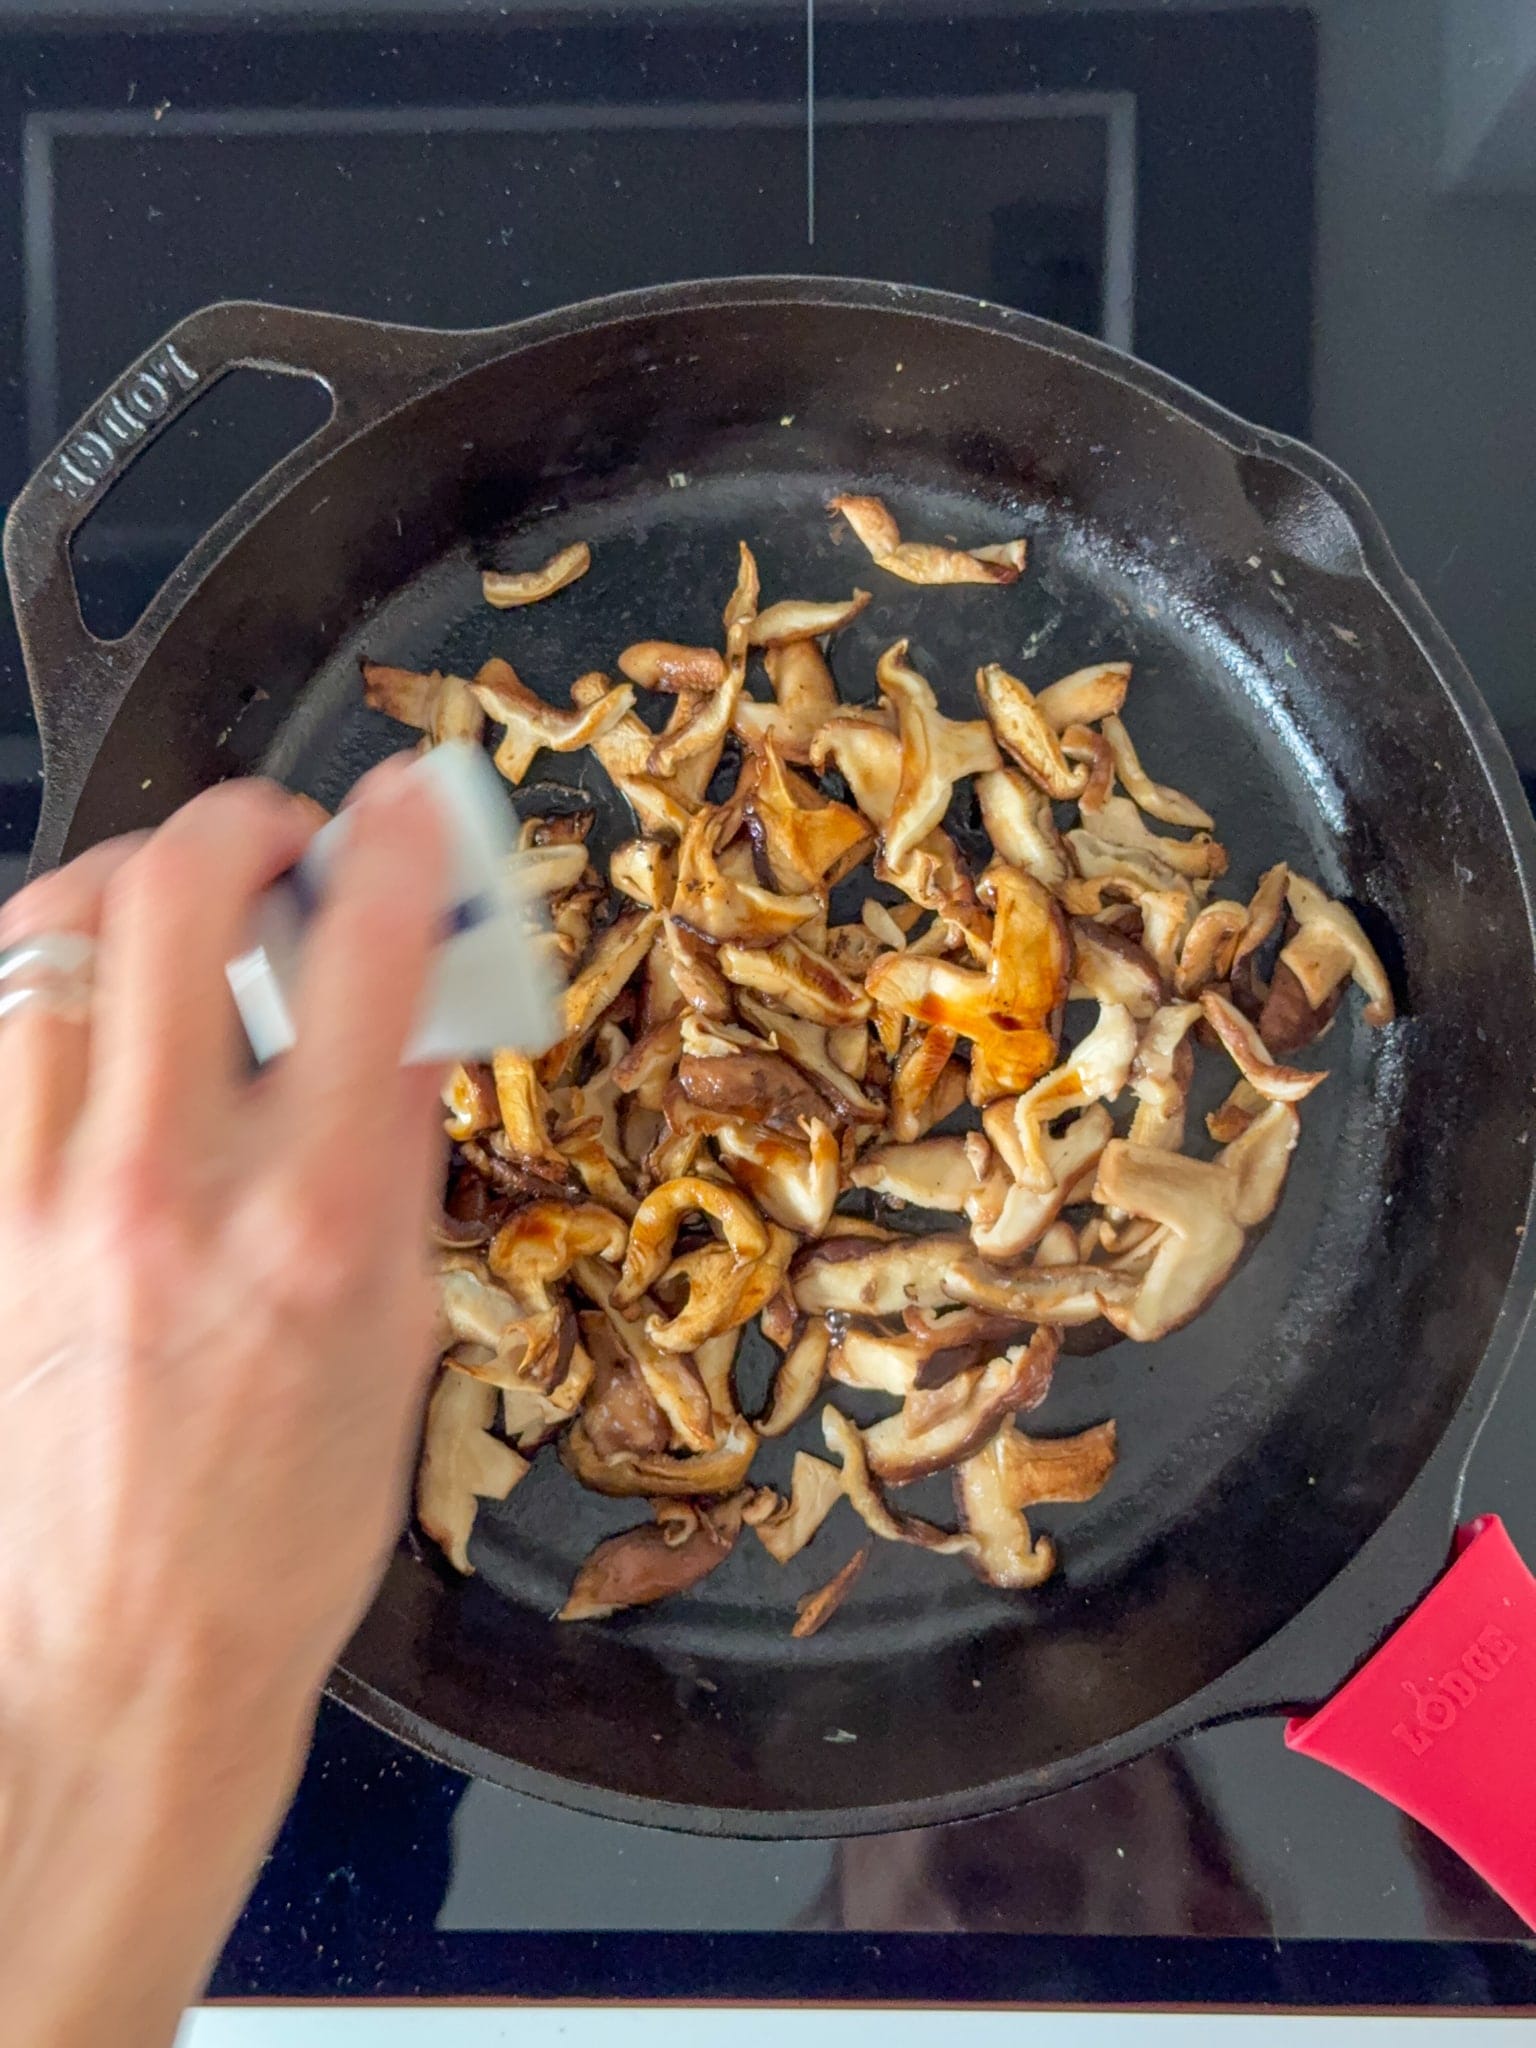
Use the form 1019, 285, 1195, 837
7, 280, 1536, 1845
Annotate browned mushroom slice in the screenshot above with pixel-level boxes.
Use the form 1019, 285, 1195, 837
1032, 1221, 1081, 1267
1199, 989, 1329, 1102
715, 1117, 840, 1236
851, 1134, 988, 1213
489, 1049, 566, 1171
1062, 722, 1115, 813
1069, 918, 1163, 1018
437, 1256, 534, 1363
976, 664, 1090, 801
1206, 1075, 1266, 1143
829, 493, 1026, 585
829, 1021, 871, 1082
416, 1367, 530, 1575
1219, 1097, 1304, 1226
745, 589, 872, 646
954, 1417, 1116, 1589
1032, 661, 1131, 732
559, 909, 660, 1043
809, 711, 902, 819
792, 1231, 968, 1315
878, 642, 1002, 868
618, 641, 728, 694
974, 769, 1069, 891
578, 1312, 672, 1459
488, 1198, 627, 1319
943, 1256, 1140, 1327
616, 1176, 770, 1307
1000, 1002, 1138, 1190
1092, 1102, 1300, 1341
550, 1029, 638, 1219
719, 935, 872, 1027
573, 1254, 716, 1454
731, 641, 830, 761
755, 1450, 845, 1562
743, 739, 874, 894
758, 1315, 831, 1436
971, 1103, 1115, 1262
499, 1376, 579, 1450
482, 540, 591, 609
648, 1225, 797, 1354
607, 838, 677, 913
792, 1547, 871, 1638
880, 1022, 957, 1141
470, 658, 635, 785
1126, 1001, 1202, 1151
868, 866, 1069, 1107
1082, 796, 1228, 883
676, 1046, 833, 1139
558, 1503, 738, 1622
1100, 716, 1214, 830
361, 661, 487, 747
899, 1305, 1044, 1389
825, 1322, 920, 1396
1256, 959, 1342, 1056
1281, 874, 1394, 1026
1174, 900, 1249, 997
571, 675, 697, 839
612, 1014, 685, 1113
732, 995, 887, 1126
671, 805, 820, 945
1061, 866, 1196, 983
821, 1407, 976, 1553
644, 543, 756, 785
442, 1060, 499, 1142
512, 839, 592, 904
861, 1327, 1059, 1484
563, 1411, 759, 1498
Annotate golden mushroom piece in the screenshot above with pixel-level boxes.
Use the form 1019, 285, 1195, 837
867, 865, 1070, 1105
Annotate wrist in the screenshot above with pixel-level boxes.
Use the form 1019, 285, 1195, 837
0, 1674, 316, 2048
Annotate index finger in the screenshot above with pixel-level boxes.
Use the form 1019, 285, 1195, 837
274, 756, 448, 1179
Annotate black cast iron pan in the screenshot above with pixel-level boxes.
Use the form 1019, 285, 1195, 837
7, 281, 1536, 1864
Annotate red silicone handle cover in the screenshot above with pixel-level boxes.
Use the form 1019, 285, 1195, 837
1286, 1516, 1536, 1926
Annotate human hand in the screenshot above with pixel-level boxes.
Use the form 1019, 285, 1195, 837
0, 759, 447, 2046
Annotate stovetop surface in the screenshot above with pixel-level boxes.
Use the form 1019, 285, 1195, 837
2, 0, 1534, 2007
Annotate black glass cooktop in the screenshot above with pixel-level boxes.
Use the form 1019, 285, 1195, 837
2, 0, 1535, 2009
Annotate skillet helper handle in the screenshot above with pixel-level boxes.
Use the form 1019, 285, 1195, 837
3, 300, 453, 859
1286, 1516, 1536, 1927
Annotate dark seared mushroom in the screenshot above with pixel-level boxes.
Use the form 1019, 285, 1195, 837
558, 1498, 739, 1622
792, 1546, 871, 1638
860, 1328, 1059, 1484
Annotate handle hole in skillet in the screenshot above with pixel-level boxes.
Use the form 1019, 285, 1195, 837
70, 368, 333, 641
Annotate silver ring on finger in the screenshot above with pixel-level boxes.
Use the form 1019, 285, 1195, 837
0, 931, 97, 1024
